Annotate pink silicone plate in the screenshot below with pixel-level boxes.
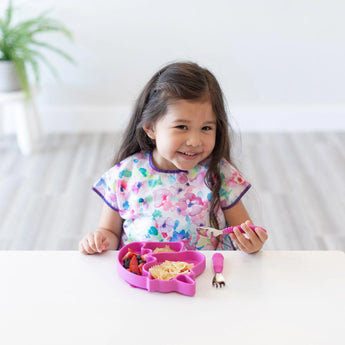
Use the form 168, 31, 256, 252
117, 241, 206, 296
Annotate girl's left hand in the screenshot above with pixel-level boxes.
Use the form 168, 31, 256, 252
229, 220, 268, 254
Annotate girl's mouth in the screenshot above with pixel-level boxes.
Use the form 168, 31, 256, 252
178, 151, 200, 159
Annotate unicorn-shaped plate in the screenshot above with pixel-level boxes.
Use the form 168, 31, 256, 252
116, 241, 206, 296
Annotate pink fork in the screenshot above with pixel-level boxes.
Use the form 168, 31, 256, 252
212, 253, 225, 288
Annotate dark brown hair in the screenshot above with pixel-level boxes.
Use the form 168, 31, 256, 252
113, 61, 234, 228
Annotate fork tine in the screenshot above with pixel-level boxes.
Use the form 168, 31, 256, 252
212, 273, 225, 287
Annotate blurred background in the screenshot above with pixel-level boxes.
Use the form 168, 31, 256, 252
1, 0, 344, 133
0, 0, 344, 250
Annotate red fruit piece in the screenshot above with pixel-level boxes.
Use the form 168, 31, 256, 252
138, 262, 145, 274
129, 255, 140, 275
123, 248, 136, 261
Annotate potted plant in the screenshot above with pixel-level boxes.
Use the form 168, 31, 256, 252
0, 1, 74, 98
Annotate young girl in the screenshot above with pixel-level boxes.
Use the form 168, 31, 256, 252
79, 61, 268, 254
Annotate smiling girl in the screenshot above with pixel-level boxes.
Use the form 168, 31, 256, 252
79, 62, 268, 254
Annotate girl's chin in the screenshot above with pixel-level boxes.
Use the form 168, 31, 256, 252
158, 159, 197, 171
173, 158, 200, 171
153, 150, 203, 171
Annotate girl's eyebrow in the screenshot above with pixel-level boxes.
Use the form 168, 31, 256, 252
172, 119, 217, 125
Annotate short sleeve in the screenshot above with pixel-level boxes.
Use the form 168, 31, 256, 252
219, 159, 251, 210
92, 166, 120, 211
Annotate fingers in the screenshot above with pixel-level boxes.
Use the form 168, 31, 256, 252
229, 234, 247, 252
255, 227, 268, 243
230, 221, 268, 254
230, 226, 255, 252
93, 232, 108, 252
78, 240, 87, 254
79, 232, 109, 255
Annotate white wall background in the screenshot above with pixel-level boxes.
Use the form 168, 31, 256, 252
2, 0, 345, 132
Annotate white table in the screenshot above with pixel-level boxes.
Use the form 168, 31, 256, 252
0, 90, 41, 154
0, 250, 344, 345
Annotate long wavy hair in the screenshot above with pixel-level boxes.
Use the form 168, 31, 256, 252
113, 61, 235, 228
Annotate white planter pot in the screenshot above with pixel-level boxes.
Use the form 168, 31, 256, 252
0, 60, 22, 92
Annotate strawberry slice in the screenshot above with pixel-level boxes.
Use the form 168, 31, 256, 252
122, 248, 137, 261
129, 255, 140, 275
138, 262, 145, 274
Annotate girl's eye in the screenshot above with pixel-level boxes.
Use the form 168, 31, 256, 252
202, 126, 213, 131
176, 125, 188, 130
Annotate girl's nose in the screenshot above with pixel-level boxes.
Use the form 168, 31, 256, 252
186, 132, 201, 147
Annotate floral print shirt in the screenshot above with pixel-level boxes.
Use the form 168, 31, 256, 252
93, 151, 250, 250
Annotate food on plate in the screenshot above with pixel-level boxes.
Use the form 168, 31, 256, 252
149, 260, 194, 280
153, 245, 176, 253
121, 246, 183, 277
122, 248, 146, 275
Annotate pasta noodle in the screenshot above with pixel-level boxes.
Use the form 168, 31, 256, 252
149, 260, 194, 280
153, 245, 175, 253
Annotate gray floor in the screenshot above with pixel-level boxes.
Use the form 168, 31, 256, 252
0, 132, 344, 251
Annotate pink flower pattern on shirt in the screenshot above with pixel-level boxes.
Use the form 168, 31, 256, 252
93, 151, 250, 250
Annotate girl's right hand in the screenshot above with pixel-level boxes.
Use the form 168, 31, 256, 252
79, 231, 110, 255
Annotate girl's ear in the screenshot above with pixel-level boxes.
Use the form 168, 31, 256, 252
143, 124, 156, 140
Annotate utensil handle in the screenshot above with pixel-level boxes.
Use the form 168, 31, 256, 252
212, 253, 224, 273
223, 225, 267, 235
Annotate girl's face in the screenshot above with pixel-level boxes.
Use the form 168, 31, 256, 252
144, 99, 216, 171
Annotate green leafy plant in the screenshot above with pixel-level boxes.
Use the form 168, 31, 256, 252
0, 1, 74, 97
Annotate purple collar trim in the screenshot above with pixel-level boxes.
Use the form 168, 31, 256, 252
149, 151, 188, 173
